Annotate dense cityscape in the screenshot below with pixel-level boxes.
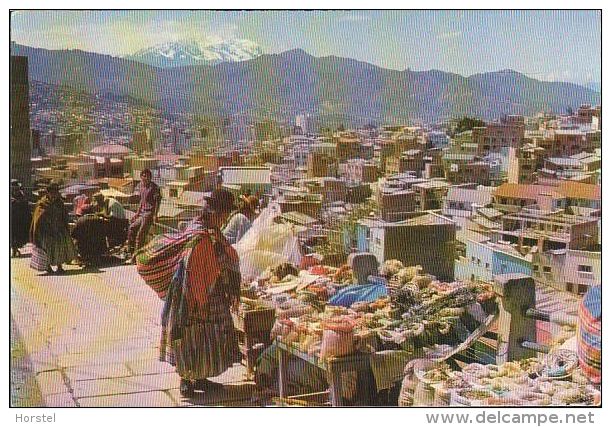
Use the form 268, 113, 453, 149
9, 10, 602, 410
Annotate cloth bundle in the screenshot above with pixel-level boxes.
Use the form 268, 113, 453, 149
30, 246, 49, 271
327, 280, 388, 308
136, 230, 208, 299
578, 286, 601, 384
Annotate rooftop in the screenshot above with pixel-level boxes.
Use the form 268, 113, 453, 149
494, 183, 562, 200
220, 167, 272, 185
445, 187, 493, 206
557, 181, 601, 201
360, 212, 454, 228
90, 143, 132, 156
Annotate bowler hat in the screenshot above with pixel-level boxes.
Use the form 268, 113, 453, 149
47, 181, 60, 194
204, 189, 237, 213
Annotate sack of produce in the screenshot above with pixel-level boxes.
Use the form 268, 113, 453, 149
450, 388, 495, 406
578, 286, 601, 384
398, 361, 419, 407
270, 319, 295, 340
411, 274, 434, 289
235, 204, 302, 281
319, 317, 356, 360
380, 259, 403, 278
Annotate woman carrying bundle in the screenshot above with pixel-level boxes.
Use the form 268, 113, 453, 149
159, 189, 242, 398
30, 181, 77, 274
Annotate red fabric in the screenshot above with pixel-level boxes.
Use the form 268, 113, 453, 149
186, 234, 220, 312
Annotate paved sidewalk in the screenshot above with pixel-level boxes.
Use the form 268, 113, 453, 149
10, 247, 257, 407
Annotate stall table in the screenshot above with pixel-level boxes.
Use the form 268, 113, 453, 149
232, 307, 276, 379
276, 339, 372, 407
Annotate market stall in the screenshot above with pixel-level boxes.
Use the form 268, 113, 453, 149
234, 254, 499, 406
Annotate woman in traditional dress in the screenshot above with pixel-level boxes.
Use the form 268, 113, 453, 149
160, 188, 242, 397
11, 180, 31, 258
30, 182, 77, 274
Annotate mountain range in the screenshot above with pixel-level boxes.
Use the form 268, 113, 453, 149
11, 42, 601, 124
124, 39, 264, 68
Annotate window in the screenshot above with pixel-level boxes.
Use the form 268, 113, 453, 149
533, 265, 539, 271
566, 283, 574, 293
578, 284, 589, 295
543, 266, 551, 273
169, 189, 178, 198
578, 265, 592, 273
471, 256, 476, 262
485, 263, 490, 269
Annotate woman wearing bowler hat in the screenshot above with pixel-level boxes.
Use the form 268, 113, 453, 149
30, 181, 77, 274
160, 188, 242, 398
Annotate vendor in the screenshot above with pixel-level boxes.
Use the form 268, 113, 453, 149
92, 192, 129, 250
222, 194, 260, 245
160, 188, 242, 398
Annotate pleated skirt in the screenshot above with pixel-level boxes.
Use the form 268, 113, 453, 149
160, 295, 240, 380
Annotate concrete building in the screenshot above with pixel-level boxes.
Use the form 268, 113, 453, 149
442, 186, 494, 229
356, 212, 456, 280
532, 249, 601, 295
335, 132, 362, 162
219, 166, 272, 196
493, 182, 601, 213
444, 160, 491, 186
340, 159, 378, 183
302, 177, 347, 204
307, 151, 338, 178
538, 152, 601, 185
550, 129, 599, 156
295, 114, 313, 135
412, 179, 451, 210
455, 238, 533, 283
378, 189, 417, 222
426, 131, 450, 148
472, 115, 525, 154
10, 56, 32, 189
385, 149, 424, 176
493, 208, 599, 252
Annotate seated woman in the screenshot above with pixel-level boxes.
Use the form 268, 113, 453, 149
222, 195, 260, 245
92, 193, 129, 250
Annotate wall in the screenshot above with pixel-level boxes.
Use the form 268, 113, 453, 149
383, 223, 456, 281
564, 250, 601, 287
463, 240, 494, 281
493, 250, 532, 277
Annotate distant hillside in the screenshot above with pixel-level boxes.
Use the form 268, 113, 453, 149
11, 43, 601, 124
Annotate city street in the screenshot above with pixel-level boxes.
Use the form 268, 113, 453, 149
10, 246, 256, 407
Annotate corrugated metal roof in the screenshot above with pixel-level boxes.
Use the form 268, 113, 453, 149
279, 211, 318, 226
220, 167, 271, 185
446, 187, 493, 205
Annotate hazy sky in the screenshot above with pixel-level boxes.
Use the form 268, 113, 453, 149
11, 10, 601, 84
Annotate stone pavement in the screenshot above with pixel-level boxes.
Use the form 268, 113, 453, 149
10, 246, 257, 407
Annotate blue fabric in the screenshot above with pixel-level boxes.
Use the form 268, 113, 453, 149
328, 282, 388, 307
583, 286, 601, 320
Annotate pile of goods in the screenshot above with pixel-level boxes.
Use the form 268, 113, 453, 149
235, 205, 302, 281
422, 350, 600, 406
264, 259, 497, 362
378, 261, 497, 352
578, 286, 601, 384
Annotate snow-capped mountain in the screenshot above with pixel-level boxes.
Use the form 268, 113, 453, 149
124, 39, 264, 68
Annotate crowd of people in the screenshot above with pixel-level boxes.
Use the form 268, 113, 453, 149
11, 171, 263, 398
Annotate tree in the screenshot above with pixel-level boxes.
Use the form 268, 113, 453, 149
453, 116, 486, 135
